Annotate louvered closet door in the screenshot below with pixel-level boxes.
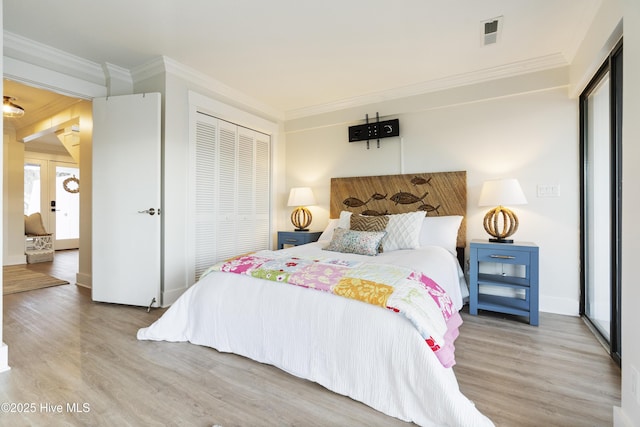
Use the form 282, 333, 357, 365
216, 120, 240, 261
194, 119, 218, 279
254, 132, 271, 248
236, 128, 255, 254
193, 113, 271, 280
236, 127, 271, 254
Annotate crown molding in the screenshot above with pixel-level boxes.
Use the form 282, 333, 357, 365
103, 62, 133, 82
3, 31, 106, 86
132, 56, 285, 122
285, 53, 569, 120
103, 62, 133, 93
3, 56, 107, 100
129, 56, 166, 82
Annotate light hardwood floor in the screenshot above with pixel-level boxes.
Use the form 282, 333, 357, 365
1, 251, 620, 426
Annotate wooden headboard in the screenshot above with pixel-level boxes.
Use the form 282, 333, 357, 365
329, 171, 467, 249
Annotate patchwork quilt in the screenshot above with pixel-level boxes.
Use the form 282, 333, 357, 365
203, 251, 463, 367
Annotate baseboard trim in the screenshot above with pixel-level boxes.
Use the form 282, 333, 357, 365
162, 286, 189, 307
3, 254, 27, 266
0, 343, 10, 374
75, 272, 92, 289
613, 406, 633, 427
540, 295, 579, 316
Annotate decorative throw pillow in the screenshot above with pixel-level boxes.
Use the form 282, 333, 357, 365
350, 214, 389, 232
383, 211, 426, 251
350, 214, 390, 253
325, 228, 386, 256
418, 215, 463, 255
24, 212, 48, 236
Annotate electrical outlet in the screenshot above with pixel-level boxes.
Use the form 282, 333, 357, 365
632, 365, 640, 405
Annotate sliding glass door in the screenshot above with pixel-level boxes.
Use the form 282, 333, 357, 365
580, 41, 622, 364
583, 72, 612, 341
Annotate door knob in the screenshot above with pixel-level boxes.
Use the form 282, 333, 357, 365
138, 208, 156, 216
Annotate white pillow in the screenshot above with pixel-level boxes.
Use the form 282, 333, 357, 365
383, 211, 426, 251
318, 219, 339, 242
418, 215, 463, 255
337, 210, 352, 229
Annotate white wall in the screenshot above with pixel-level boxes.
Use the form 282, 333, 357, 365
285, 70, 579, 316
621, 0, 640, 424
1, 0, 9, 373
569, 0, 623, 97
2, 128, 26, 265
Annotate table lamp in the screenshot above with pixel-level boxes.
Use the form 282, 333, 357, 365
478, 178, 527, 243
287, 187, 316, 231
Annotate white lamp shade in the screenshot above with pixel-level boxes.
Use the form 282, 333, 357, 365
287, 187, 316, 207
478, 178, 527, 207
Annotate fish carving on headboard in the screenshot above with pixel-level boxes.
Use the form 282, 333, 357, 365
342, 192, 388, 209
411, 176, 432, 186
418, 204, 441, 215
342, 196, 370, 208
330, 171, 467, 248
389, 191, 428, 205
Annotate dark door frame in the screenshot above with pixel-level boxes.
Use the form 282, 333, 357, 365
579, 39, 622, 366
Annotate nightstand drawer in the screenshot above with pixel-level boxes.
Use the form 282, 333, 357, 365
277, 231, 322, 249
280, 235, 307, 246
476, 248, 530, 265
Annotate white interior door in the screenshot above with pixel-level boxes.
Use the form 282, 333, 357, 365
92, 93, 161, 307
49, 161, 80, 250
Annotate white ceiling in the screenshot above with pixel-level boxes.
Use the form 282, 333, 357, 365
3, 0, 601, 118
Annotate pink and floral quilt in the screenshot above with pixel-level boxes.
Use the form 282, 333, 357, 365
203, 251, 463, 367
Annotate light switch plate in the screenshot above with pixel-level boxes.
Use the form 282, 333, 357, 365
537, 184, 560, 198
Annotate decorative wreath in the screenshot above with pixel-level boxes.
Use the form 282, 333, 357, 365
63, 176, 80, 194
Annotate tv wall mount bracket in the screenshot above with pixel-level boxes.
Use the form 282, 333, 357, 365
348, 112, 400, 149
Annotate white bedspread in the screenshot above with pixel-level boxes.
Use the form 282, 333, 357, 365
137, 243, 493, 426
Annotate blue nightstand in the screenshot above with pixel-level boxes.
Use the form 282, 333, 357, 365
469, 240, 539, 325
277, 230, 322, 249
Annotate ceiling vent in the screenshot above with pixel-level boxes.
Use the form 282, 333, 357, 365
481, 16, 503, 46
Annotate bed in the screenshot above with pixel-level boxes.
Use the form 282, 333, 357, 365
137, 171, 493, 427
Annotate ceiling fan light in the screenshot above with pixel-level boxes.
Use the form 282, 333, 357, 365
3, 96, 25, 118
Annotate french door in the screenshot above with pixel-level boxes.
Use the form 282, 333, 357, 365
50, 162, 80, 250
580, 40, 622, 364
24, 159, 47, 218
24, 159, 80, 250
